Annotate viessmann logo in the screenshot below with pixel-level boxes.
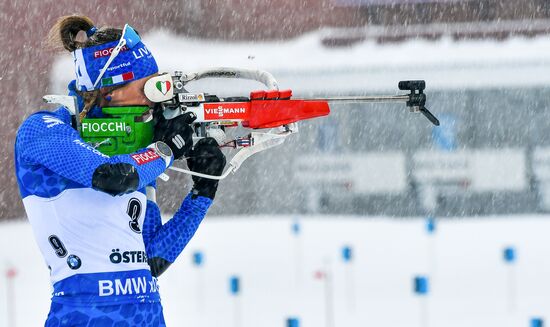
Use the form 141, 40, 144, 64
203, 103, 248, 120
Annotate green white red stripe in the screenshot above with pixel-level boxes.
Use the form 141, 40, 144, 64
102, 72, 135, 86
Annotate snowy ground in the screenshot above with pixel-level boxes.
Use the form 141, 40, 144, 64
1, 215, 550, 327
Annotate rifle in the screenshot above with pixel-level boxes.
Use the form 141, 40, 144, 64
44, 67, 439, 181
145, 68, 438, 180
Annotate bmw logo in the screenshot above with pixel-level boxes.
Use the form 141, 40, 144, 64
67, 254, 82, 270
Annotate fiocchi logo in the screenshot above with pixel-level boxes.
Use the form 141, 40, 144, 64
131, 150, 160, 165
82, 121, 127, 133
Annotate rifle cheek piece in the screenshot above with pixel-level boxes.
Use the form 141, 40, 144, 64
144, 73, 175, 103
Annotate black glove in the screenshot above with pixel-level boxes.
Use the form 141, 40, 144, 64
187, 138, 226, 199
153, 112, 196, 160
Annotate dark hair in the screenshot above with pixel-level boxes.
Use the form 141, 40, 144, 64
47, 15, 123, 120
47, 15, 122, 52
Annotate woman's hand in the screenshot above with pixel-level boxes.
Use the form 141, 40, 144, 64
187, 138, 226, 199
153, 112, 196, 160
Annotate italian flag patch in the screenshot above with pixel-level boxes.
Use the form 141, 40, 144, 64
102, 72, 135, 86
156, 80, 171, 95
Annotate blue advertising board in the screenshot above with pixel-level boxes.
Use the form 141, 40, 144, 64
432, 113, 457, 151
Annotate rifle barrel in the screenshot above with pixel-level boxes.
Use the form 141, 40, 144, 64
300, 95, 410, 104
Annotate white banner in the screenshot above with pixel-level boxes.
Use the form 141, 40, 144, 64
293, 152, 407, 194
413, 148, 527, 192
295, 148, 527, 195
533, 147, 550, 180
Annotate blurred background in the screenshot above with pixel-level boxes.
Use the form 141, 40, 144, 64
2, 1, 550, 326
2, 0, 550, 219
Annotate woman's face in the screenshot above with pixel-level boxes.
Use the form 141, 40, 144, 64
98, 75, 154, 108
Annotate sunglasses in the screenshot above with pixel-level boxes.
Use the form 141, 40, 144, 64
93, 24, 141, 89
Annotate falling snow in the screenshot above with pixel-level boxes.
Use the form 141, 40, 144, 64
3, 2, 550, 327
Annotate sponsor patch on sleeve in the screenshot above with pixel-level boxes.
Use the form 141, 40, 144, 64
131, 150, 160, 165
42, 115, 65, 128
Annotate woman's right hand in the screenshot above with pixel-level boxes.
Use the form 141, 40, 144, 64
153, 112, 196, 160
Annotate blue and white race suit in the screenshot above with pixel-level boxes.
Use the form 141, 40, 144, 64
15, 107, 211, 326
